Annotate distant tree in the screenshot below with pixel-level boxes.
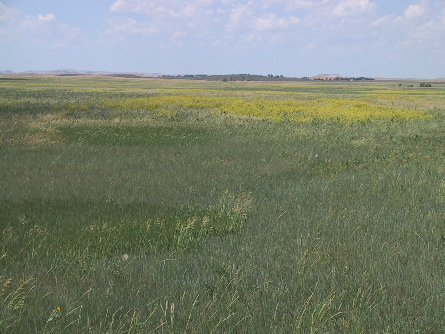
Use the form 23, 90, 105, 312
419, 82, 432, 87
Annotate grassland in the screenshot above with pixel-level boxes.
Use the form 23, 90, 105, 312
1, 75, 445, 333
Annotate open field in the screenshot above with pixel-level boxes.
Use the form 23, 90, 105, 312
1, 75, 445, 333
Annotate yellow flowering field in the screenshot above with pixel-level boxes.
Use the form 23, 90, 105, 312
104, 94, 429, 122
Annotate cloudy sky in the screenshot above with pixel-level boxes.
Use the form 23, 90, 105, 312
1, 0, 445, 77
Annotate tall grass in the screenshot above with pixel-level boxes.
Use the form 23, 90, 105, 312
1, 76, 445, 332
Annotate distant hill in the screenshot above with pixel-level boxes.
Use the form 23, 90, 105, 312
0, 69, 162, 77
161, 74, 301, 81
1, 69, 381, 81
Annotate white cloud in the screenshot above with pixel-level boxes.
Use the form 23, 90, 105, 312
109, 0, 207, 19
0, 2, 84, 47
109, 0, 126, 12
372, 2, 430, 26
225, 1, 301, 33
292, 0, 331, 8
107, 0, 379, 43
332, 0, 376, 17
37, 13, 55, 22
371, 14, 393, 26
365, 1, 445, 70
261, 0, 332, 9
171, 31, 187, 39
404, 4, 426, 19
108, 0, 224, 42
0, 2, 21, 25
2, 0, 445, 77
255, 13, 299, 31
226, 2, 253, 33
105, 17, 156, 34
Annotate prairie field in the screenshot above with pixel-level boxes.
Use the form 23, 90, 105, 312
1, 75, 445, 333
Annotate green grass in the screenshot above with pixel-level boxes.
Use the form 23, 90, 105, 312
57, 125, 209, 146
1, 75, 445, 333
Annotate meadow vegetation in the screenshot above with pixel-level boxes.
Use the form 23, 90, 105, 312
1, 75, 445, 333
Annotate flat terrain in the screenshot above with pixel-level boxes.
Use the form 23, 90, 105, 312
1, 76, 445, 333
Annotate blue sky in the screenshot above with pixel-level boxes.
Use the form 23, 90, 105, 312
1, 0, 445, 78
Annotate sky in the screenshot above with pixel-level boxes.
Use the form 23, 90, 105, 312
1, 0, 445, 78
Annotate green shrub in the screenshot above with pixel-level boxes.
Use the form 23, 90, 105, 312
419, 82, 432, 87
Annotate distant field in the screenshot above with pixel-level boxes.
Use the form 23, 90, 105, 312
1, 75, 445, 333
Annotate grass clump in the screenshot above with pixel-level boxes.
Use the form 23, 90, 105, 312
0, 276, 35, 333
0, 191, 252, 333
1, 190, 252, 260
